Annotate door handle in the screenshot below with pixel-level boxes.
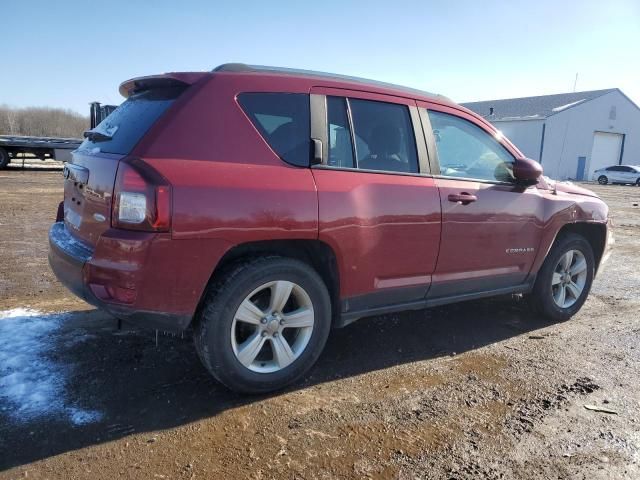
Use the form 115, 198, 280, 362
448, 192, 477, 205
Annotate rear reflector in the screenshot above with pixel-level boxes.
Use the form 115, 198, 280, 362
90, 283, 137, 305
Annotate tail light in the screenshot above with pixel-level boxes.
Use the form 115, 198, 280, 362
112, 159, 171, 231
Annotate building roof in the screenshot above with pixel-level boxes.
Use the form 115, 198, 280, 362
461, 89, 617, 121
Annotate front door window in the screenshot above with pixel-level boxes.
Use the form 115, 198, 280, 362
428, 110, 515, 183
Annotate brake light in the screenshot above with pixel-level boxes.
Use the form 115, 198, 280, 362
112, 159, 171, 231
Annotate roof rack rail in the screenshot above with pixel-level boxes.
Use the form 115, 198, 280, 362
212, 63, 447, 101
212, 63, 254, 72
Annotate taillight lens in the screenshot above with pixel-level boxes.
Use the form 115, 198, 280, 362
112, 159, 171, 232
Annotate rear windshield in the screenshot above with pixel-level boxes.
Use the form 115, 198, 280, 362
79, 86, 185, 155
238, 93, 310, 167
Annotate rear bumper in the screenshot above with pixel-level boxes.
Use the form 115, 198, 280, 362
48, 221, 93, 300
48, 222, 192, 332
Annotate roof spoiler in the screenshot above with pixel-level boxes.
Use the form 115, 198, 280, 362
118, 72, 209, 98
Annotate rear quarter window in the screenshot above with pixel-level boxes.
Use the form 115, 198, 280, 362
78, 86, 185, 155
238, 93, 311, 167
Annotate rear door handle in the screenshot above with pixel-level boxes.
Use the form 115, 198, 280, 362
448, 192, 477, 205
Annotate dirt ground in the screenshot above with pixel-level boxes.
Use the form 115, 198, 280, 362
0, 168, 639, 479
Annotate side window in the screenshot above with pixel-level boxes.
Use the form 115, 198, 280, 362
428, 110, 516, 182
327, 96, 355, 168
237, 93, 310, 167
349, 99, 419, 173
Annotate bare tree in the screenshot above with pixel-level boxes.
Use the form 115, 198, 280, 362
5, 107, 18, 135
0, 105, 88, 138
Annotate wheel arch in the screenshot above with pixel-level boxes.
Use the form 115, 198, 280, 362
195, 239, 341, 327
554, 222, 607, 273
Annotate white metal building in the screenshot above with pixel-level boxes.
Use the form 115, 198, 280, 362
462, 89, 640, 180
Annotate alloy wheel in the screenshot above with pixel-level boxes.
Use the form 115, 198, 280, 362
551, 249, 588, 309
230, 280, 314, 373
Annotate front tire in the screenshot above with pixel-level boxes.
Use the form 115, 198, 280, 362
530, 234, 595, 322
194, 256, 331, 394
597, 175, 608, 185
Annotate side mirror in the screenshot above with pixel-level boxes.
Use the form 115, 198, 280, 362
513, 157, 543, 186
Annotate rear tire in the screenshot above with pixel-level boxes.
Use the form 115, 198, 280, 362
0, 148, 9, 169
194, 256, 332, 394
530, 234, 595, 322
597, 175, 608, 185
636, 178, 640, 186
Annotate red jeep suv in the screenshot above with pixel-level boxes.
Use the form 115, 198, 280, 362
49, 64, 612, 393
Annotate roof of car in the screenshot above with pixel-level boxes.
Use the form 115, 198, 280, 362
461, 89, 618, 121
597, 165, 640, 170
212, 63, 452, 104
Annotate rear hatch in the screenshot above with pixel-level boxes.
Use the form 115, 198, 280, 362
63, 81, 191, 248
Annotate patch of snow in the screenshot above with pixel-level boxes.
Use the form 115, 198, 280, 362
552, 99, 585, 112
0, 308, 102, 426
49, 224, 91, 257
67, 407, 102, 425
103, 125, 119, 137
75, 143, 101, 154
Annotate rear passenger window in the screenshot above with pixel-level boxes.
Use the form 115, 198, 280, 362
325, 96, 419, 174
350, 99, 418, 173
238, 93, 310, 167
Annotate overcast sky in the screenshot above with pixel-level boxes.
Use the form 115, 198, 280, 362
3, 0, 639, 115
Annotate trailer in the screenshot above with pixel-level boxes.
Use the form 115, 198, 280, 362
90, 101, 117, 129
0, 135, 82, 169
0, 102, 117, 169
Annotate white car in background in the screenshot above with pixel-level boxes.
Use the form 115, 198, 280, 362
592, 165, 640, 185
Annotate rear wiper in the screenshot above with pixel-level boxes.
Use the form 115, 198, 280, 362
83, 130, 112, 142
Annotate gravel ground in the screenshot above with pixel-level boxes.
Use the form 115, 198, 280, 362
0, 169, 638, 479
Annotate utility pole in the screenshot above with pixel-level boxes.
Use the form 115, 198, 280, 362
573, 73, 579, 92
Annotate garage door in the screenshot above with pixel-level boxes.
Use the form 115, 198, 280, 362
589, 132, 623, 178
